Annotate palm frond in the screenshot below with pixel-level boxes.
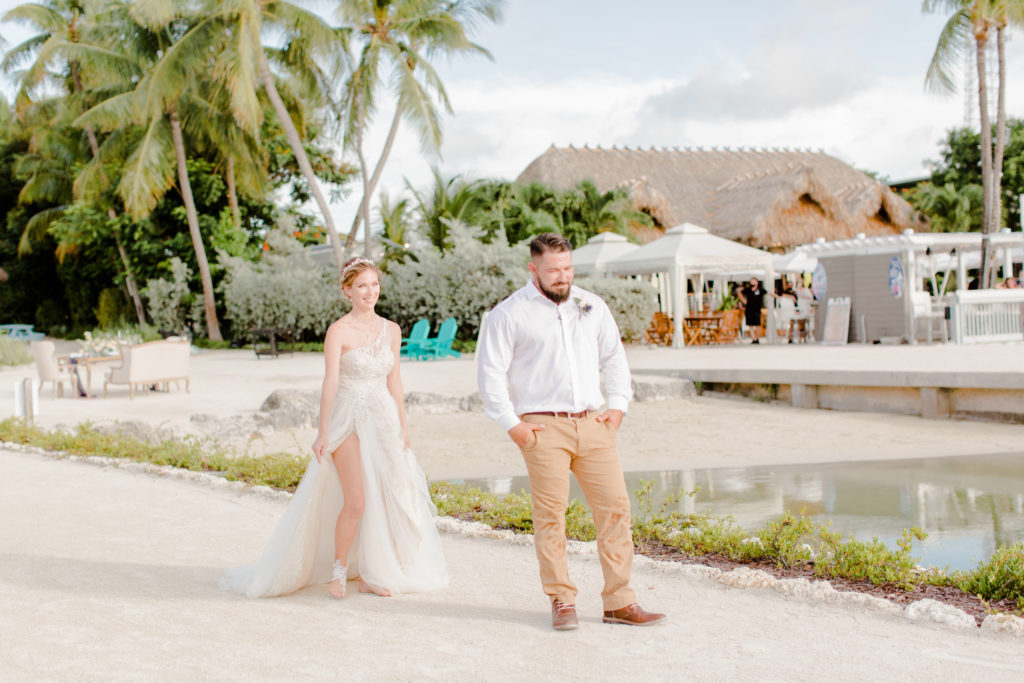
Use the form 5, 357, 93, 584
17, 205, 68, 255
118, 114, 176, 219
925, 7, 971, 93
74, 90, 139, 131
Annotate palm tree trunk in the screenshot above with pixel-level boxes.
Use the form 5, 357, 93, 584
73, 63, 147, 325
256, 51, 345, 279
344, 107, 403, 251
169, 110, 223, 341
226, 155, 241, 230
976, 29, 994, 289
354, 130, 374, 258
989, 22, 1008, 287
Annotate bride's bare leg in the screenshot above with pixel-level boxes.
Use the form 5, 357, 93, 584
330, 433, 365, 598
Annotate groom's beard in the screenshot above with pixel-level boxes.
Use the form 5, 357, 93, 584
537, 276, 573, 304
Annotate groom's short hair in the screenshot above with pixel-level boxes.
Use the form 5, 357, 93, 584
529, 233, 572, 259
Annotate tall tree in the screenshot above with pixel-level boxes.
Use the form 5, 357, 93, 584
2, 0, 147, 322
75, 2, 226, 339
165, 0, 351, 278
924, 0, 1024, 286
337, 0, 503, 256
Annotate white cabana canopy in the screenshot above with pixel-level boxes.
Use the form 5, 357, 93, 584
604, 223, 776, 346
572, 232, 639, 277
772, 250, 818, 274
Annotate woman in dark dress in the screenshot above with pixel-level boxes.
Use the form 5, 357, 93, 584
740, 278, 766, 344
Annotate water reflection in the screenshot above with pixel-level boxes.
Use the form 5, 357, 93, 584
455, 453, 1024, 570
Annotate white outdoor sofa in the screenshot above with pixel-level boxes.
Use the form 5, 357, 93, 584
104, 339, 191, 399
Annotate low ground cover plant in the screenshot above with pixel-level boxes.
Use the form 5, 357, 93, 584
3, 419, 1022, 613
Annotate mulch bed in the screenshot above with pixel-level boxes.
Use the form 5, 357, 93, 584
636, 541, 1019, 626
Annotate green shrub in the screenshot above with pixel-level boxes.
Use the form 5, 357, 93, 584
756, 510, 816, 568
95, 288, 129, 329
377, 221, 527, 340
814, 526, 927, 590
144, 258, 197, 335
218, 232, 349, 340
575, 277, 658, 342
953, 542, 1024, 610
0, 337, 32, 366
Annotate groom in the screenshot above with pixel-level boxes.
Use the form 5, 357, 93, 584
477, 233, 666, 631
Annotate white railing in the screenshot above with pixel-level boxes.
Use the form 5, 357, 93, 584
947, 289, 1024, 343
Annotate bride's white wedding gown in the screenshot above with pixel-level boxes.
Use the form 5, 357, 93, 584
220, 324, 448, 597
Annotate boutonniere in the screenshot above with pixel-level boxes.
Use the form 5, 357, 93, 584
573, 296, 593, 320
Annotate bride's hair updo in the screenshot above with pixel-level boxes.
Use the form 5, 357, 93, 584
340, 257, 380, 289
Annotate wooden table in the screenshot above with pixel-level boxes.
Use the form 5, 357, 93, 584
65, 355, 122, 398
683, 314, 724, 345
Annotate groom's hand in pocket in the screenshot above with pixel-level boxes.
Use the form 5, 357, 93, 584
595, 409, 623, 432
508, 421, 545, 448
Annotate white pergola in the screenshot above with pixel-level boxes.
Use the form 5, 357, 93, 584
604, 223, 776, 347
772, 250, 819, 274
572, 232, 639, 278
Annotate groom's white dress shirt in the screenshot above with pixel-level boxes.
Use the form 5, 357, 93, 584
477, 279, 632, 432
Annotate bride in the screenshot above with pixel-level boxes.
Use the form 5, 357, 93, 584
220, 257, 448, 598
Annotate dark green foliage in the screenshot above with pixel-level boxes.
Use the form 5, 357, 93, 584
907, 119, 1024, 232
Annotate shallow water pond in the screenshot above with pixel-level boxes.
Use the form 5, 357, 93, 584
454, 453, 1024, 570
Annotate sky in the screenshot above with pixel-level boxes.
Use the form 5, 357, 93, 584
3, 0, 1024, 235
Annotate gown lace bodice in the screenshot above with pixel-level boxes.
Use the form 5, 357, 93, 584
220, 320, 448, 598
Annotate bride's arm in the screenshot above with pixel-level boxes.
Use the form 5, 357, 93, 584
312, 322, 344, 461
385, 320, 411, 449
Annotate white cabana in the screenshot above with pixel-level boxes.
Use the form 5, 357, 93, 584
772, 250, 818, 274
572, 232, 639, 277
604, 223, 776, 347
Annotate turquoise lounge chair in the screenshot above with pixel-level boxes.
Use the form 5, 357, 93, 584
400, 319, 430, 359
419, 317, 461, 359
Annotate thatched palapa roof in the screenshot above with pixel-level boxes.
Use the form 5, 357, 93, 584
517, 145, 926, 248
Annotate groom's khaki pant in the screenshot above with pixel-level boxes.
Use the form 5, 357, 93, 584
519, 412, 636, 611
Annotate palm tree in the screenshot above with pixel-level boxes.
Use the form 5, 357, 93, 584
924, 0, 1024, 286
161, 0, 351, 278
337, 0, 503, 256
405, 168, 484, 249
75, 2, 226, 339
2, 0, 147, 323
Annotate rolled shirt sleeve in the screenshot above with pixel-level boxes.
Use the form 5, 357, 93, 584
476, 308, 522, 432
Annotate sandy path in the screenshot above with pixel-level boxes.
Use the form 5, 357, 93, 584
2, 448, 1023, 681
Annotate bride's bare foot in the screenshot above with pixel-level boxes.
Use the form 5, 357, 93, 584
329, 560, 347, 599
358, 579, 391, 597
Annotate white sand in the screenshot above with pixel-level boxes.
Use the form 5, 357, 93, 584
2, 448, 1023, 681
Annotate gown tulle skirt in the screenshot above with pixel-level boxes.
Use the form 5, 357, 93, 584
220, 325, 448, 597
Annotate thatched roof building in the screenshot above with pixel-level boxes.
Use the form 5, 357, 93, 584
517, 145, 926, 248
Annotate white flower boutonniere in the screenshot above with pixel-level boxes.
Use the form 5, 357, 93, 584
573, 296, 593, 320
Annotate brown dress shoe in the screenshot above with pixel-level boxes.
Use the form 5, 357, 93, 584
551, 600, 579, 631
602, 603, 667, 626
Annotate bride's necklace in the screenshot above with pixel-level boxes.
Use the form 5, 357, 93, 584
350, 314, 380, 345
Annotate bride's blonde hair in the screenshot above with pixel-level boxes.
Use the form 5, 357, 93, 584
340, 257, 380, 289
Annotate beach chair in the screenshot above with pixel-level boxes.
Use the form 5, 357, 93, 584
419, 317, 461, 359
400, 319, 431, 359
30, 340, 76, 398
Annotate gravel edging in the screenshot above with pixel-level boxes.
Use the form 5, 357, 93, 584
4, 441, 1024, 639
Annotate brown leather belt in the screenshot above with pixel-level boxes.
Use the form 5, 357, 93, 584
524, 410, 591, 419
